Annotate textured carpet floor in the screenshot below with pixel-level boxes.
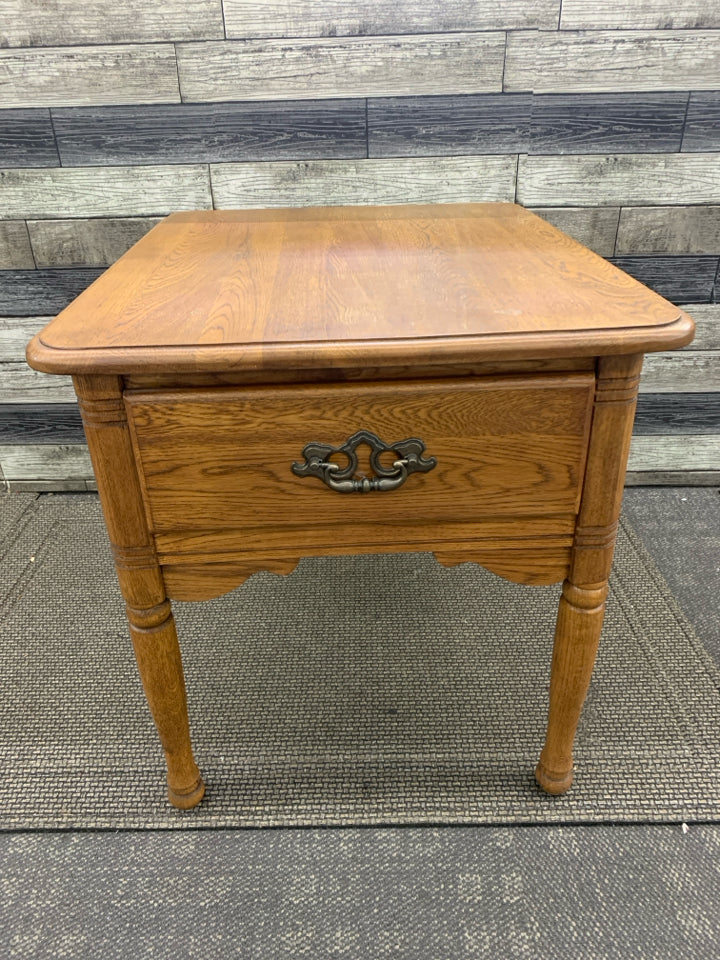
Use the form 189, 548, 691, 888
1, 493, 719, 829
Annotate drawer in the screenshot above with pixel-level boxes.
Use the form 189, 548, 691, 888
126, 375, 594, 563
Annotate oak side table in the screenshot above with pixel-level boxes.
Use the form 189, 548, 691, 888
27, 204, 694, 809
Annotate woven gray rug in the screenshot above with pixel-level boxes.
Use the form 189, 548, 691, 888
1, 493, 719, 829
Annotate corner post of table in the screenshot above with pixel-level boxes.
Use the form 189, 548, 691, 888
536, 353, 643, 795
73, 373, 205, 810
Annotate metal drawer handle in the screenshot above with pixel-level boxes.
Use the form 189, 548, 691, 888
292, 429, 437, 493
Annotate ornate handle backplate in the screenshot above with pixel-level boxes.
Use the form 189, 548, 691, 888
291, 429, 437, 493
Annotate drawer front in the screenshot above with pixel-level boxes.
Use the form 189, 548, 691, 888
126, 375, 594, 560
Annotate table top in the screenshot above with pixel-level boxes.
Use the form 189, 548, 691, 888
27, 203, 694, 375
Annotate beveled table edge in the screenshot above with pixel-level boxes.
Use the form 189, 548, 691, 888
26, 313, 695, 376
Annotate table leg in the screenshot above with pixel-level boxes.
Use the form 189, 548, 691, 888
74, 373, 205, 809
535, 353, 642, 795
127, 599, 205, 809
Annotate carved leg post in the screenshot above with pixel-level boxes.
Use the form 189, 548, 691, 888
536, 355, 643, 795
75, 375, 205, 809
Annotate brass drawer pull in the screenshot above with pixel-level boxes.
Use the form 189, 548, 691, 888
292, 429, 437, 493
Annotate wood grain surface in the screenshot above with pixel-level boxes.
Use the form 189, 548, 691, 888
126, 377, 594, 543
175, 34, 506, 103
529, 208, 620, 257
26, 205, 693, 376
0, 45, 181, 109
560, 0, 720, 30
211, 157, 517, 209
0, 222, 34, 270
610, 256, 719, 304
517, 154, 720, 206
634, 395, 720, 435
0, 269, 104, 315
0, 108, 60, 166
0, 364, 75, 403
221, 0, 560, 38
27, 218, 163, 268
0, 405, 83, 444
0, 166, 212, 219
52, 101, 367, 166
505, 30, 720, 93
616, 207, 720, 256
368, 94, 531, 157
682, 93, 720, 152
640, 353, 720, 392
0, 0, 224, 46
628, 435, 720, 471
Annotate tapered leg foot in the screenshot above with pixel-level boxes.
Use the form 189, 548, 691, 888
128, 599, 205, 809
536, 580, 607, 796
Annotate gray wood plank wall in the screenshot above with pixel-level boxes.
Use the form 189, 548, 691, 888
1, 2, 719, 489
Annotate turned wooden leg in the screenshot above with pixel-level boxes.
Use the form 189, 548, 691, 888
536, 354, 643, 795
127, 599, 205, 809
535, 580, 607, 794
75, 373, 205, 809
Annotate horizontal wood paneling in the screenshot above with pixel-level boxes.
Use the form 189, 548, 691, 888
0, 166, 212, 219
211, 156, 518, 207
625, 470, 720, 485
681, 304, 720, 349
27, 218, 162, 268
628, 435, 720, 470
0, 270, 103, 315
517, 154, 720, 206
0, 364, 75, 403
52, 100, 367, 166
560, 0, 720, 30
0, 316, 53, 357
640, 353, 720, 393
0, 444, 93, 481
528, 207, 620, 256
505, 30, 720, 93
0, 109, 59, 166
0, 0, 225, 46
634, 395, 720, 435
531, 93, 687, 154
610, 256, 719, 303
0, 222, 34, 269
0, 45, 180, 109
682, 92, 720, 153
221, 0, 560, 38
616, 206, 720, 256
0, 405, 84, 444
176, 34, 506, 103
368, 94, 530, 157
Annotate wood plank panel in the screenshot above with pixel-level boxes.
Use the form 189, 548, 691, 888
517, 155, 720, 206
221, 0, 560, 38
505, 30, 720, 93
52, 100, 367, 166
528, 207, 620, 256
560, 0, 720, 29
0, 364, 75, 403
680, 304, 720, 349
0, 316, 53, 358
1, 0, 224, 46
682, 93, 720, 152
610, 256, 718, 304
0, 222, 34, 269
0, 108, 59, 166
0, 45, 180, 109
616, 206, 720, 256
531, 93, 687, 154
625, 471, 720, 485
368, 94, 530, 157
211, 156, 518, 207
628, 435, 720, 470
0, 444, 93, 481
0, 269, 103, 315
0, 405, 84, 444
27, 218, 163, 268
176, 34, 506, 103
640, 353, 720, 393
0, 166, 212, 219
634, 395, 720, 435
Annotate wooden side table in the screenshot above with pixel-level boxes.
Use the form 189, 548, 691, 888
27, 204, 694, 809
